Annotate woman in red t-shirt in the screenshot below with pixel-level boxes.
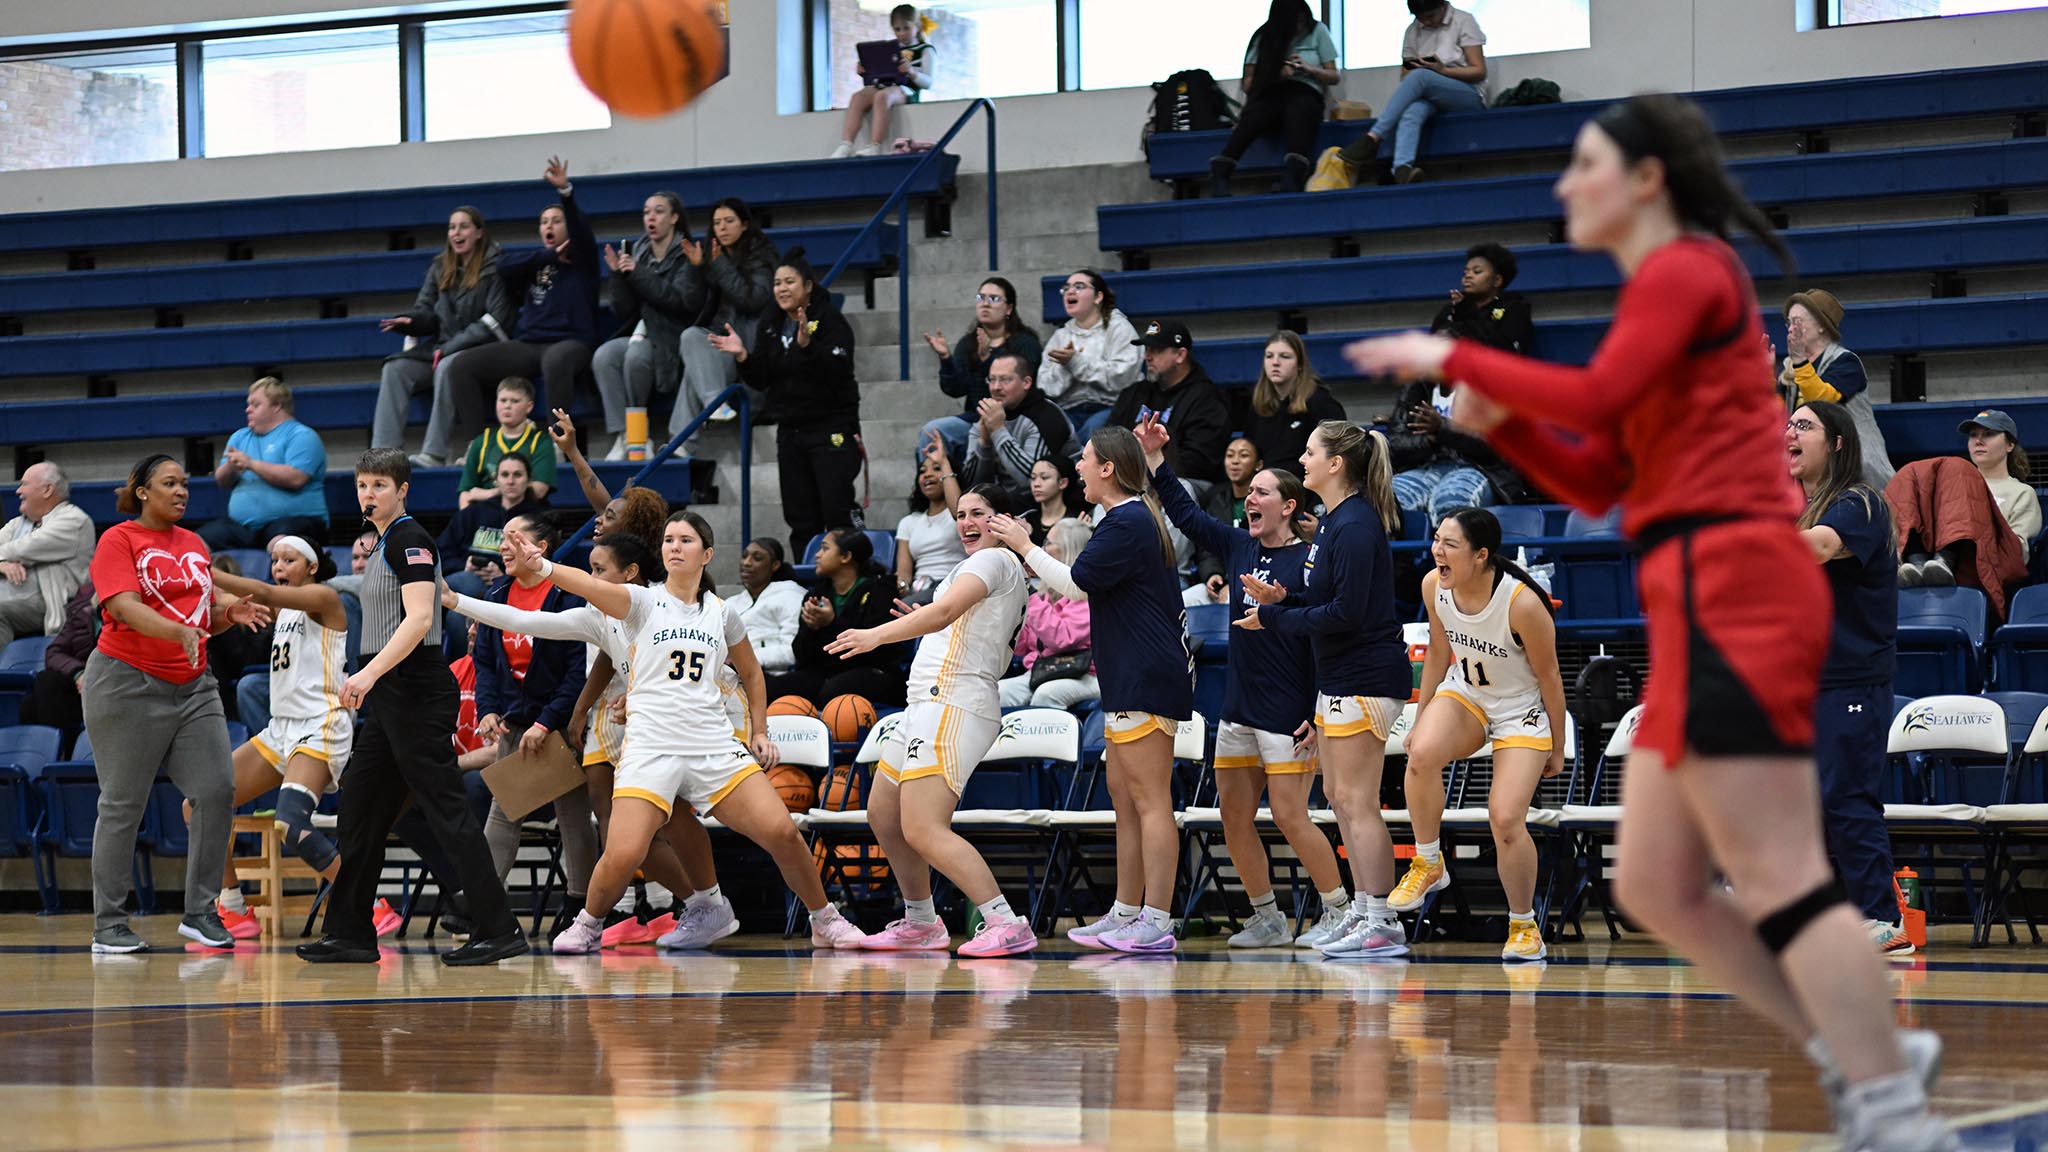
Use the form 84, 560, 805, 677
82, 454, 269, 955
1344, 95, 1951, 1151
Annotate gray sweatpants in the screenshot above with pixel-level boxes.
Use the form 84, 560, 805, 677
483, 734, 599, 899
372, 353, 464, 456
591, 335, 656, 435
82, 651, 235, 931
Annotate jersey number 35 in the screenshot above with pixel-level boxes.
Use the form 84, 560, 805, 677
668, 650, 708, 683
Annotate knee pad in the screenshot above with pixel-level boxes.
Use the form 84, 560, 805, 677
1756, 875, 1849, 956
277, 782, 339, 873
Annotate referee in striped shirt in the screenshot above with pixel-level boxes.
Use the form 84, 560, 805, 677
298, 448, 526, 965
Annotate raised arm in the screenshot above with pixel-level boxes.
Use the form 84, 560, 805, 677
213, 568, 346, 632
827, 571, 989, 659
447, 593, 610, 646
503, 528, 632, 619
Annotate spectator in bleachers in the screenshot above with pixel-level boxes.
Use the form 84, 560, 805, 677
1241, 331, 1347, 471
1209, 0, 1342, 197
676, 198, 779, 434
198, 378, 330, 553
439, 453, 549, 600
592, 191, 693, 460
455, 377, 556, 508
765, 527, 907, 708
960, 352, 1081, 512
1777, 289, 1893, 491
1022, 454, 1088, 545
998, 518, 1099, 710
15, 580, 94, 731
1787, 400, 1911, 957
1039, 270, 1142, 441
1188, 437, 1263, 605
1110, 320, 1232, 493
731, 537, 804, 674
1432, 243, 1533, 353
710, 248, 863, 556
897, 449, 967, 597
1883, 410, 2032, 614
372, 206, 512, 456
0, 461, 93, 650
1308, 0, 1488, 190
418, 156, 599, 468
831, 4, 934, 159
919, 276, 1043, 468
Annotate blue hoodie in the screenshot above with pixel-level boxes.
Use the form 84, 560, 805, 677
498, 188, 600, 346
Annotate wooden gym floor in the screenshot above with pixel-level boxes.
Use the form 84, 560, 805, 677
3, 915, 2046, 1151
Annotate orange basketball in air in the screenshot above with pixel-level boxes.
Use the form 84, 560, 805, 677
568, 0, 726, 118
822, 694, 878, 744
767, 764, 816, 813
767, 695, 819, 719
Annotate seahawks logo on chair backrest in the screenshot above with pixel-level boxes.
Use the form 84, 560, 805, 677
1602, 705, 1644, 760
853, 713, 903, 765
766, 714, 832, 770
988, 708, 1081, 764
1888, 695, 2008, 758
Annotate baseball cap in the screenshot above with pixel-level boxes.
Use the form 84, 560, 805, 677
1131, 319, 1194, 351
1957, 409, 2019, 439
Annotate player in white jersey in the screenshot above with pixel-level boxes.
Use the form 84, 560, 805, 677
502, 511, 868, 953
204, 536, 398, 939
1393, 508, 1567, 961
445, 530, 736, 951
825, 485, 1040, 958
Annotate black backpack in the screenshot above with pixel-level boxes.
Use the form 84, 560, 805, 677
1150, 68, 1236, 135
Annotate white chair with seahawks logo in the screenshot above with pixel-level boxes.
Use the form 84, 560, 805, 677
1982, 703, 2048, 944
1885, 694, 2002, 941
962, 708, 1081, 931
1557, 704, 1640, 940
1044, 711, 1184, 930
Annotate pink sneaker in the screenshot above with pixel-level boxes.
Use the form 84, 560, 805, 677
860, 917, 951, 951
218, 904, 261, 940
809, 909, 868, 950
602, 911, 674, 948
957, 918, 1037, 958
552, 915, 603, 955
371, 899, 403, 938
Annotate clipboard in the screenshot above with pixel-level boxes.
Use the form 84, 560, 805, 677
480, 731, 587, 822
857, 39, 907, 85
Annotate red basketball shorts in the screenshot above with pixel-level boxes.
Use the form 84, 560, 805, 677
1635, 519, 1830, 764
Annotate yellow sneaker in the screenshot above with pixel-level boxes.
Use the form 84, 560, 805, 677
1502, 919, 1548, 962
1387, 856, 1448, 912
1305, 146, 1355, 193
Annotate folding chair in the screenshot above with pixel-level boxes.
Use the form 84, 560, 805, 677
1989, 585, 2048, 691
1895, 588, 1988, 697
0, 726, 60, 910
1884, 694, 2004, 944
1042, 711, 1195, 931
1981, 696, 2048, 944
1437, 714, 1577, 938
1557, 705, 1641, 940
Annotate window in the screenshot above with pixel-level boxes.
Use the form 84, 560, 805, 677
424, 12, 612, 142
1077, 0, 1267, 93
202, 27, 399, 158
823, 0, 1057, 111
0, 45, 177, 172
1828, 0, 2048, 23
1342, 0, 1590, 71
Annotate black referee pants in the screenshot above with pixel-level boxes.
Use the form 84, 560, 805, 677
325, 649, 516, 944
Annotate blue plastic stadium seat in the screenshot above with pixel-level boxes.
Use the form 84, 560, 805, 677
1486, 506, 1546, 542
1990, 585, 2048, 692
1895, 587, 1989, 697
0, 636, 49, 689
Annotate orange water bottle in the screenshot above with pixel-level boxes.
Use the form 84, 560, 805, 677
1894, 867, 1927, 949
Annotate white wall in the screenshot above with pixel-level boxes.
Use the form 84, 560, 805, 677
2, 0, 2046, 215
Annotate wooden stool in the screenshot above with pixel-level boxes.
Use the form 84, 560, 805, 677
231, 813, 322, 938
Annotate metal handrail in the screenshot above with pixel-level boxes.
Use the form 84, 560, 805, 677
820, 96, 999, 381
555, 383, 751, 558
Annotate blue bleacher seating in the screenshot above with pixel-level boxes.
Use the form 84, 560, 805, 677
1896, 587, 1989, 697
0, 153, 960, 253
1143, 62, 2048, 180
0, 637, 49, 688
0, 725, 61, 861
1044, 214, 2048, 324
1103, 137, 2048, 256
791, 530, 899, 584
1486, 506, 1547, 542
1992, 586, 2048, 692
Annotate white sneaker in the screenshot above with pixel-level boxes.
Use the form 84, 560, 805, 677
1320, 915, 1409, 959
1868, 918, 1916, 958
1822, 1028, 1945, 1141
1228, 908, 1293, 948
809, 907, 867, 949
1838, 1069, 1957, 1152
829, 140, 855, 159
551, 915, 602, 955
1067, 912, 1135, 950
709, 403, 738, 423
1296, 906, 1356, 949
603, 436, 629, 462
852, 142, 882, 158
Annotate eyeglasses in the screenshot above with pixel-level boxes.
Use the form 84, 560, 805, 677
1785, 316, 1811, 329
973, 293, 1005, 305
1786, 418, 1820, 433
1061, 283, 1094, 295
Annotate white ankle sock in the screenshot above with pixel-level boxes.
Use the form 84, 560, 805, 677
687, 884, 722, 908
613, 888, 638, 914
1140, 906, 1172, 930
1109, 900, 1141, 921
1363, 895, 1391, 920
644, 881, 675, 911
575, 909, 602, 930
1508, 909, 1534, 924
978, 895, 1017, 925
1415, 839, 1441, 866
1320, 887, 1350, 911
904, 896, 939, 924
218, 887, 247, 914
1250, 890, 1278, 915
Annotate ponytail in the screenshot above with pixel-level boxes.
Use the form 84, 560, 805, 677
1314, 421, 1399, 533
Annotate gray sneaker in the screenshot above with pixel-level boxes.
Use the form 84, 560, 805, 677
92, 924, 150, 953
1295, 906, 1354, 949
408, 452, 446, 469
1228, 908, 1293, 948
657, 898, 740, 950
180, 911, 234, 949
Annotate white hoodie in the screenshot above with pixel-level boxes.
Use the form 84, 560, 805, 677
1037, 308, 1143, 410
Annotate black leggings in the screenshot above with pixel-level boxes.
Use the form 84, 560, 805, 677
778, 425, 865, 557
1218, 83, 1326, 163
